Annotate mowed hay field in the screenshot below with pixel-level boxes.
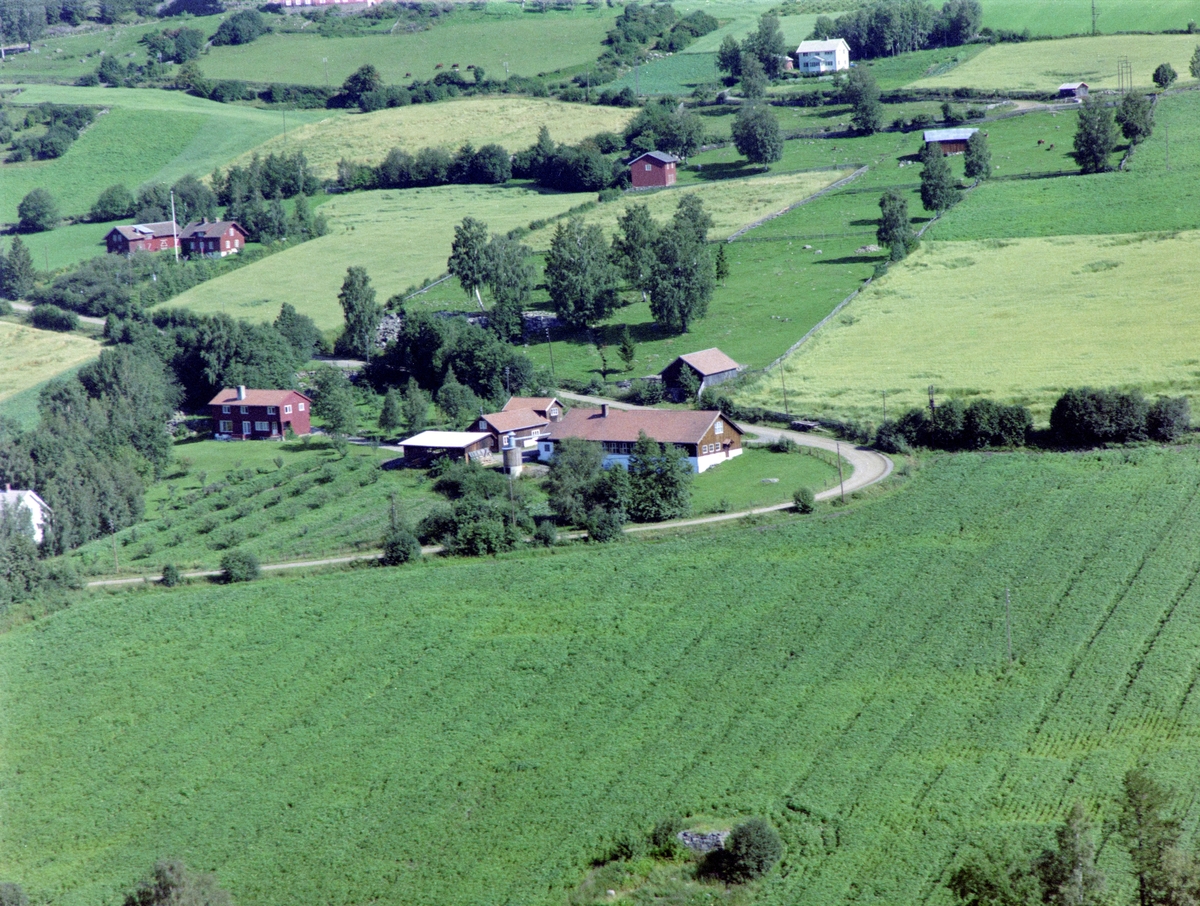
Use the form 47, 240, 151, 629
0, 86, 326, 223
161, 185, 594, 330
0, 322, 99, 407
741, 232, 1200, 422
979, 0, 1200, 35
912, 34, 1200, 90
14, 450, 1200, 906
236, 98, 636, 180
199, 8, 614, 85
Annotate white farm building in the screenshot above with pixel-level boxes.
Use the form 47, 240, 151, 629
793, 39, 851, 74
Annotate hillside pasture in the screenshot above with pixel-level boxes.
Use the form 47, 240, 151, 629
0, 85, 327, 223
198, 8, 614, 85
979, 0, 1200, 36
234, 97, 635, 180
160, 185, 595, 330
0, 321, 100, 413
912, 34, 1200, 91
740, 231, 1200, 421
12, 450, 1200, 906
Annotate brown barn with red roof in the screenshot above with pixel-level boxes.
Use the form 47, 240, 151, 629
538, 404, 742, 473
180, 220, 247, 258
105, 221, 179, 255
660, 348, 741, 399
208, 386, 311, 439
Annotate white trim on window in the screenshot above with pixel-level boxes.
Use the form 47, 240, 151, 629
715, 421, 724, 434
284, 404, 292, 414
298, 402, 305, 411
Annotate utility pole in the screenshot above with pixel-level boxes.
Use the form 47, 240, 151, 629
1005, 587, 1013, 665
882, 389, 887, 424
836, 441, 845, 504
1091, 0, 1097, 35
780, 369, 790, 416
169, 190, 179, 262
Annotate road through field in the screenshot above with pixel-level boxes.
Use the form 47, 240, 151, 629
84, 404, 892, 587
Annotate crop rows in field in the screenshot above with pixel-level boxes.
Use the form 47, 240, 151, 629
10, 451, 1200, 905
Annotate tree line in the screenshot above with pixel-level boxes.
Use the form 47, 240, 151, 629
809, 0, 982, 60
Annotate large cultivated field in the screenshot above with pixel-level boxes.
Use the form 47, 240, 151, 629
912, 34, 1200, 91
979, 0, 1200, 34
199, 8, 613, 85
0, 85, 326, 223
10, 451, 1200, 906
236, 98, 635, 180
741, 232, 1200, 421
161, 185, 594, 330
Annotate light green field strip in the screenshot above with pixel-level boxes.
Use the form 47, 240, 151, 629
160, 184, 595, 330
198, 10, 613, 85
978, 0, 1200, 36
234, 97, 636, 179
0, 321, 100, 405
739, 231, 1200, 421
912, 34, 1200, 91
525, 169, 854, 248
0, 85, 328, 222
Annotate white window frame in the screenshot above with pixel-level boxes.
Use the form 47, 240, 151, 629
240, 406, 248, 414
645, 164, 652, 171
254, 421, 269, 433
267, 406, 277, 415
298, 402, 305, 411
221, 405, 230, 414
219, 420, 233, 433
715, 421, 724, 434
284, 404, 292, 414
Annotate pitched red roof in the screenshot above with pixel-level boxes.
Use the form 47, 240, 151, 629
181, 220, 247, 240
676, 348, 740, 376
547, 408, 740, 445
107, 221, 178, 241
481, 409, 549, 433
208, 388, 311, 407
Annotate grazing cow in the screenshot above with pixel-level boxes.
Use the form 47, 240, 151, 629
405, 72, 411, 77
1037, 139, 1045, 145
435, 63, 443, 69
1048, 143, 1055, 150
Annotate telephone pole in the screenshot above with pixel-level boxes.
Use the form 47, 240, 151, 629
1091, 0, 1097, 35
780, 369, 790, 417
169, 190, 179, 262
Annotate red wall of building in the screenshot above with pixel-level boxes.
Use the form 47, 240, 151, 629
209, 393, 311, 439
631, 160, 676, 188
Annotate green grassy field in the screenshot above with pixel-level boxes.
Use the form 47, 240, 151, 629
740, 230, 1200, 422
980, 0, 1200, 35
234, 97, 635, 180
0, 320, 100, 414
0, 85, 328, 223
691, 444, 840, 512
199, 6, 614, 85
12, 449, 1200, 906
160, 184, 595, 330
912, 34, 1200, 91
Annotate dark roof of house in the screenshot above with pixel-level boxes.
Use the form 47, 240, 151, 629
628, 150, 681, 166
547, 408, 740, 445
922, 128, 979, 143
208, 388, 311, 407
180, 220, 247, 239
481, 409, 549, 433
107, 221, 178, 241
671, 348, 740, 377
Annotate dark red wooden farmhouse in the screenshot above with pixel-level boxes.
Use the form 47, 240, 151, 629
208, 386, 312, 440
105, 221, 179, 255
629, 150, 680, 189
180, 220, 248, 258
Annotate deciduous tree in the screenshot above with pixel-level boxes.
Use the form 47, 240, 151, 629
920, 144, 960, 212
2, 236, 36, 300
1073, 96, 1117, 174
545, 217, 621, 328
1034, 802, 1106, 906
1116, 91, 1155, 145
964, 130, 992, 179
17, 188, 58, 233
482, 234, 535, 343
337, 266, 382, 359
611, 203, 658, 302
1119, 768, 1181, 906
617, 325, 636, 371
647, 197, 714, 333
732, 103, 783, 164
877, 189, 915, 260
628, 431, 692, 522
90, 184, 134, 222
448, 216, 490, 311
378, 387, 403, 435
846, 66, 882, 134
312, 365, 359, 443
1154, 62, 1177, 88
401, 378, 429, 432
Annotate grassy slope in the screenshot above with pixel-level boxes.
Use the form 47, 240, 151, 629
198, 7, 615, 85
979, 0, 1200, 35
10, 450, 1200, 906
159, 184, 596, 329
0, 320, 100, 409
740, 230, 1200, 422
912, 33, 1200, 91
0, 85, 328, 223
233, 97, 635, 180
691, 444, 839, 512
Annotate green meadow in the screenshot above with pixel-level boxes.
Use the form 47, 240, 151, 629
11, 450, 1200, 906
0, 85, 327, 223
690, 444, 840, 513
0, 320, 100, 417
979, 0, 1200, 35
199, 6, 615, 86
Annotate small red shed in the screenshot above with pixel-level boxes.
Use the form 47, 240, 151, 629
180, 220, 248, 258
105, 221, 180, 255
208, 386, 312, 440
629, 150, 681, 189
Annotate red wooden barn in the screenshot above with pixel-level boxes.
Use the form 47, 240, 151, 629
208, 386, 312, 440
629, 150, 681, 189
180, 220, 248, 258
105, 221, 179, 255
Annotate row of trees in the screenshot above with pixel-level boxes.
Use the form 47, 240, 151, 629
950, 770, 1197, 906
811, 0, 982, 60
1074, 92, 1156, 174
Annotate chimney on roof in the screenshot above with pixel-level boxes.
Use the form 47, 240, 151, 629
601, 403, 609, 418
237, 385, 246, 400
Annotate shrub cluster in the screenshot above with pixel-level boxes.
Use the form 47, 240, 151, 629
876, 398, 1032, 453
7, 104, 93, 162
1051, 387, 1190, 445
416, 460, 531, 556
29, 304, 79, 332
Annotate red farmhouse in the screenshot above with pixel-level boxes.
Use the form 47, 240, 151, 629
180, 220, 248, 258
208, 386, 312, 440
105, 221, 179, 255
629, 150, 680, 189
